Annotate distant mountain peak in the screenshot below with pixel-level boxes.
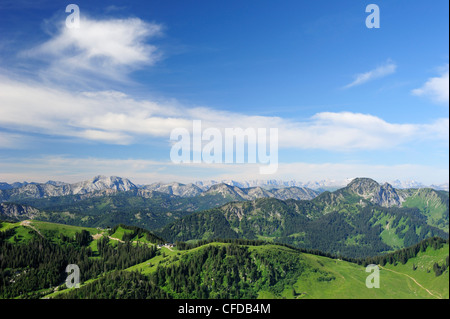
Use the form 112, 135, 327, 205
46, 180, 68, 186
345, 177, 380, 195
142, 181, 203, 197
91, 175, 125, 183
205, 183, 244, 198
209, 183, 235, 190
347, 177, 379, 186
343, 177, 403, 207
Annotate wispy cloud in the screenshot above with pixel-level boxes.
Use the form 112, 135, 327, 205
0, 131, 28, 149
0, 6, 447, 187
0, 75, 448, 152
21, 16, 163, 84
344, 60, 397, 89
279, 112, 448, 150
412, 64, 449, 104
4, 14, 444, 154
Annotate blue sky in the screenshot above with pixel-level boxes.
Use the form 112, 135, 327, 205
0, 0, 448, 185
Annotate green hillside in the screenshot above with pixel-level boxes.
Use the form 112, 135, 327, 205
155, 179, 449, 259
10, 190, 236, 231
399, 188, 449, 231
125, 242, 449, 299
52, 239, 449, 300
157, 198, 447, 258
1, 220, 448, 299
0, 220, 162, 299
379, 244, 449, 299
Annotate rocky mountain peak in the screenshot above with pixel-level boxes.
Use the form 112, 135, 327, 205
70, 175, 137, 194
345, 178, 380, 196
142, 182, 203, 197
344, 178, 403, 207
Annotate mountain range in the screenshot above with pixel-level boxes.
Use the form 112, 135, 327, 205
0, 175, 320, 231
0, 175, 320, 201
194, 178, 449, 191
1, 175, 448, 194
157, 178, 449, 258
0, 175, 138, 198
0, 175, 448, 259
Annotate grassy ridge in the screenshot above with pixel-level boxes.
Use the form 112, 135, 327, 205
400, 189, 449, 231
121, 242, 449, 299
1, 220, 448, 299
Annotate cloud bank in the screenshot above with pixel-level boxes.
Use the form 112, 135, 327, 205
0, 76, 448, 151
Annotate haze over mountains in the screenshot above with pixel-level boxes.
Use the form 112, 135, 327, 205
0, 175, 321, 202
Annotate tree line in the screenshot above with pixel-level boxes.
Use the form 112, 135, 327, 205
175, 236, 450, 272
359, 236, 449, 277
0, 230, 157, 298
109, 224, 166, 244
57, 244, 312, 299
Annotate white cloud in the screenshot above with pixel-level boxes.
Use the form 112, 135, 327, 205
77, 129, 132, 145
0, 76, 186, 143
412, 65, 449, 104
0, 76, 448, 152
344, 60, 397, 89
278, 112, 448, 150
1, 13, 446, 185
22, 16, 163, 83
3, 15, 444, 155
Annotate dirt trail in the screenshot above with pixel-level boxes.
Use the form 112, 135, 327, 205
20, 220, 44, 238
92, 233, 103, 240
108, 236, 125, 243
91, 234, 148, 246
89, 233, 162, 251
165, 246, 174, 251
379, 265, 441, 299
